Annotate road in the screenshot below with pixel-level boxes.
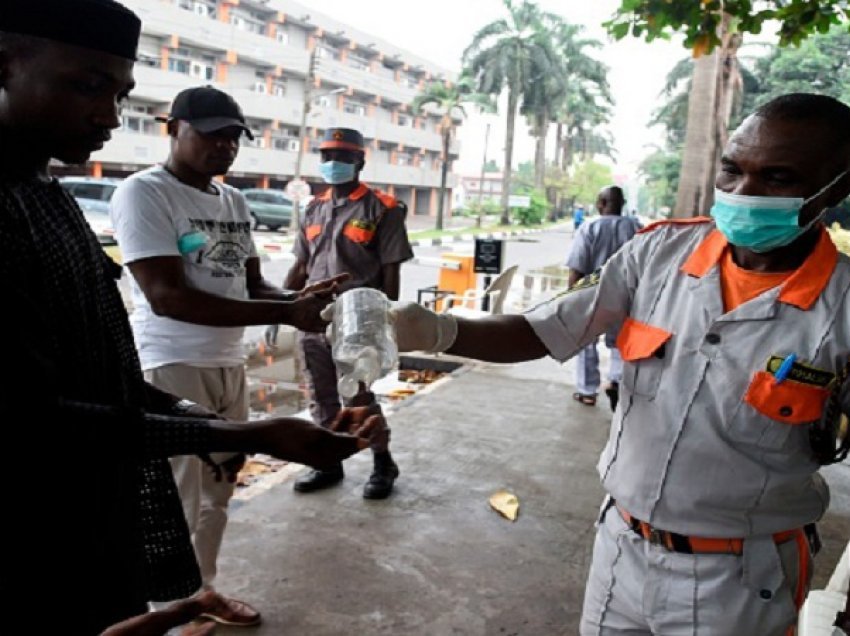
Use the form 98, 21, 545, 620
252, 225, 574, 305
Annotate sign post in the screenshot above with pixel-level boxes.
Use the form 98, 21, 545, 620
473, 238, 504, 312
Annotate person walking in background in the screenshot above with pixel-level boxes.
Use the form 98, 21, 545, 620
566, 186, 641, 410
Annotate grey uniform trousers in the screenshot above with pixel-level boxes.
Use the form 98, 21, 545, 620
299, 331, 389, 452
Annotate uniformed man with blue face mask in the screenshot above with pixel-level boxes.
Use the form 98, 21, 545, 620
389, 93, 850, 634
285, 127, 414, 499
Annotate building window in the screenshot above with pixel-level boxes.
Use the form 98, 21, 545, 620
397, 152, 415, 167
313, 95, 332, 108
397, 114, 413, 127
273, 136, 301, 152
469, 181, 479, 190
271, 79, 287, 97
230, 13, 265, 35
316, 44, 340, 61
275, 30, 289, 45
343, 99, 366, 117
179, 0, 216, 19
401, 74, 418, 89
137, 51, 160, 68
168, 48, 216, 81
348, 54, 370, 72
121, 103, 157, 135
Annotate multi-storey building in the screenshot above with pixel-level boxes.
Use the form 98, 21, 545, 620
66, 0, 461, 218
454, 172, 504, 210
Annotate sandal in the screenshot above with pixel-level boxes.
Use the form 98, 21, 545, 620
572, 392, 597, 406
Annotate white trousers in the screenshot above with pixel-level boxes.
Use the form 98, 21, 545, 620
576, 334, 623, 396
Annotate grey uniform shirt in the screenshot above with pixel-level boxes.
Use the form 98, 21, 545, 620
293, 183, 414, 292
566, 214, 642, 275
526, 220, 850, 537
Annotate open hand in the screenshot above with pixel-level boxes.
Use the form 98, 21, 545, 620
259, 416, 382, 469
300, 273, 350, 298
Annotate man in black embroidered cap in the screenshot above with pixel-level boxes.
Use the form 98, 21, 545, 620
0, 2, 382, 633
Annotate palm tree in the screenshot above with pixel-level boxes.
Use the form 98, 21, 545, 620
525, 21, 612, 192
463, 0, 563, 225
412, 76, 494, 230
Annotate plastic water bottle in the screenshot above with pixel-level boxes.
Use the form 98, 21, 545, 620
330, 288, 398, 399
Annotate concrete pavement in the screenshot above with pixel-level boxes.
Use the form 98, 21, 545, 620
212, 353, 850, 635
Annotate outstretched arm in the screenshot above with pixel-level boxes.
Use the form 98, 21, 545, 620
127, 256, 329, 332
449, 315, 548, 363
391, 303, 547, 363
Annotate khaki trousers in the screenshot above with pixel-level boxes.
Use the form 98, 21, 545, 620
145, 363, 249, 590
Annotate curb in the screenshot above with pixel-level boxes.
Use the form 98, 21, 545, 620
408, 225, 556, 248
256, 224, 565, 257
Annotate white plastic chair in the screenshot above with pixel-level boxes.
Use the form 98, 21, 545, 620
798, 541, 849, 636
441, 265, 518, 319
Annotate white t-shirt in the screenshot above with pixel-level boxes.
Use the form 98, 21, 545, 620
110, 166, 258, 371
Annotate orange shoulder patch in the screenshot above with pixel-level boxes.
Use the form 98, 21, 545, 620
372, 188, 398, 210
637, 216, 712, 234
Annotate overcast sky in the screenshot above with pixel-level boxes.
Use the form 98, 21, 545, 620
307, 0, 689, 182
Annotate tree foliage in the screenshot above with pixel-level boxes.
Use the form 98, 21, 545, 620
607, 0, 849, 54
566, 160, 614, 206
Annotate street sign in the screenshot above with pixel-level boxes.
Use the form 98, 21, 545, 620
285, 178, 311, 200
474, 238, 504, 274
508, 195, 531, 208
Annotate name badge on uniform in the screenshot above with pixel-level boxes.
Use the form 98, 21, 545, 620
765, 356, 835, 388
343, 219, 377, 244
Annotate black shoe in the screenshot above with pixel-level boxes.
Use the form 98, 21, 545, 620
293, 465, 344, 493
363, 452, 399, 500
604, 382, 620, 412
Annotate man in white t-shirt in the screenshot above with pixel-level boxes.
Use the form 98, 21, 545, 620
111, 86, 339, 629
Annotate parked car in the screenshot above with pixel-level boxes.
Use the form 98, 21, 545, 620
242, 188, 294, 231
59, 176, 122, 262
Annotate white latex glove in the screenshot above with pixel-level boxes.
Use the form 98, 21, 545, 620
389, 301, 458, 353
320, 303, 335, 341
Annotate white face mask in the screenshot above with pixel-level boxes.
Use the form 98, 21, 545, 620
710, 171, 847, 252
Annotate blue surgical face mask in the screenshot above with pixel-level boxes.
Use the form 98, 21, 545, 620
710, 171, 847, 252
319, 160, 356, 185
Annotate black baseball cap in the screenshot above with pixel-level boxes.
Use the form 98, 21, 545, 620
158, 86, 254, 139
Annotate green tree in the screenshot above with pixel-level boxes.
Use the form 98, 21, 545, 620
750, 26, 850, 105
607, 1, 849, 54
566, 160, 614, 205
483, 159, 499, 172
412, 76, 494, 230
522, 20, 612, 192
463, 0, 563, 224
609, 2, 848, 217
639, 149, 681, 213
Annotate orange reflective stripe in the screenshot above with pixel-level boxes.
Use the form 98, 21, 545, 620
348, 183, 370, 201
744, 370, 830, 425
615, 317, 673, 362
305, 224, 322, 241
792, 529, 810, 612
373, 188, 398, 209
343, 224, 374, 243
